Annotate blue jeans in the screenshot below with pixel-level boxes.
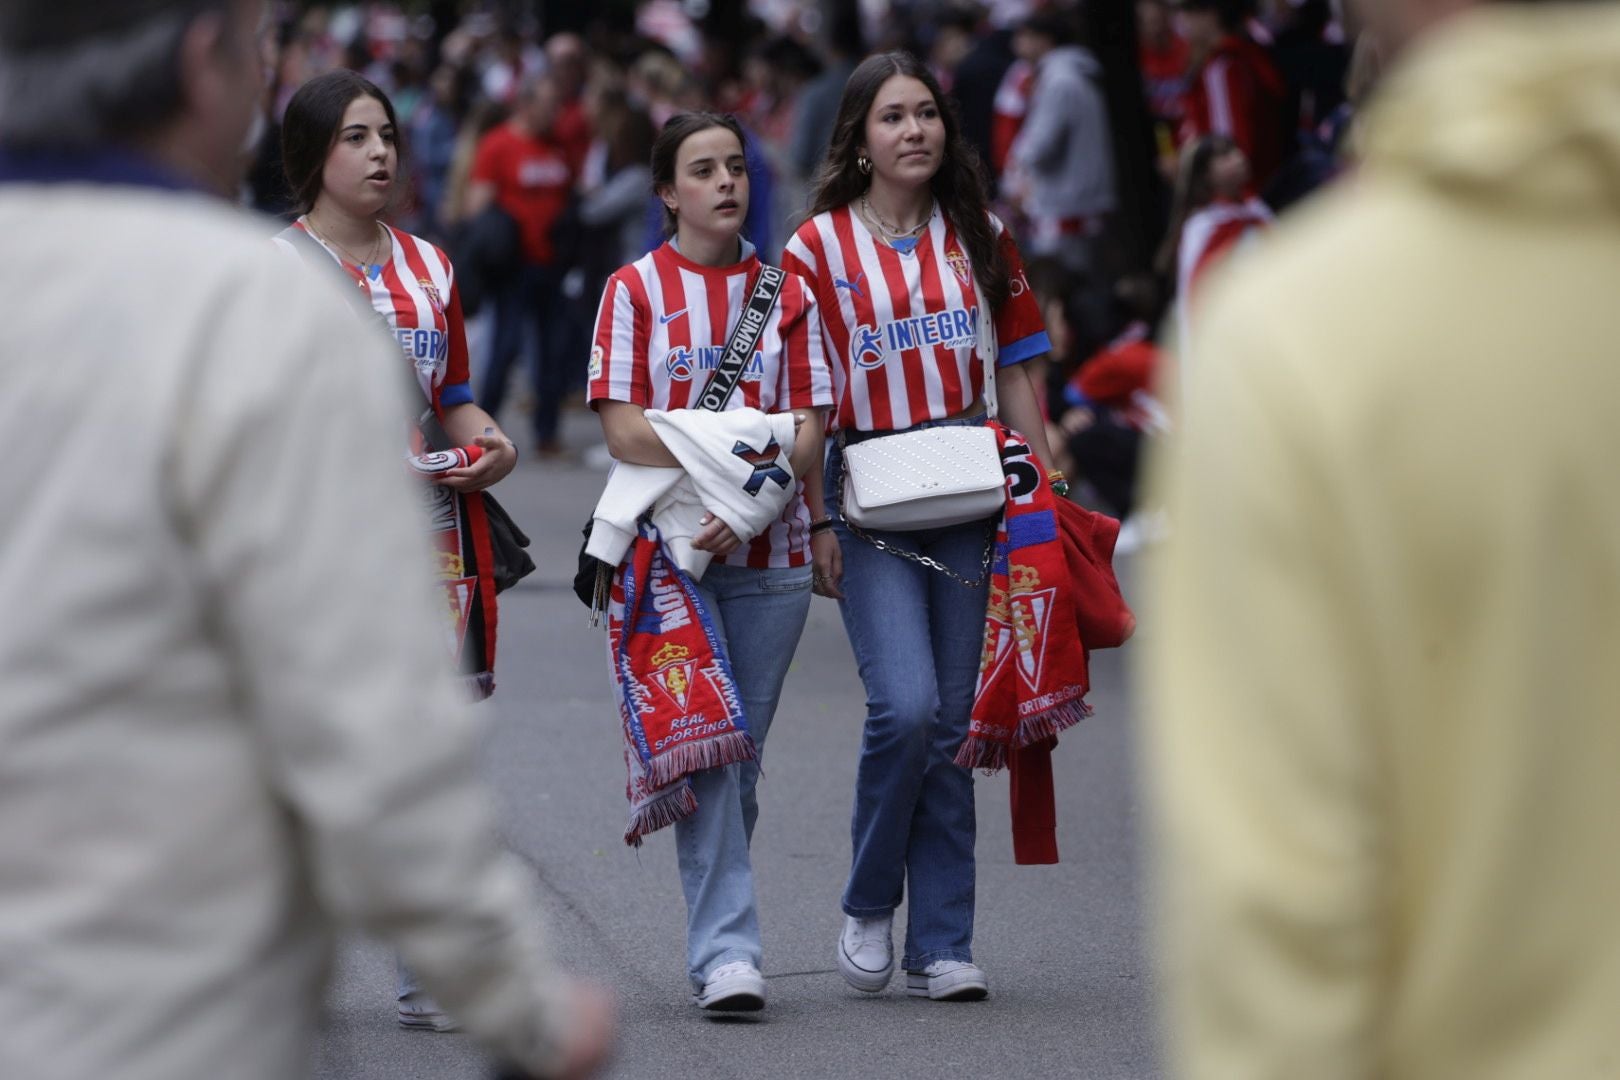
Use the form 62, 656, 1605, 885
825, 419, 994, 969
676, 561, 813, 989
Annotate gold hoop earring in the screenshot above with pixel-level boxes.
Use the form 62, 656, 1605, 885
857, 154, 871, 176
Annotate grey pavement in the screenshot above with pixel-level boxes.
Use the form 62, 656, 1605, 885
313, 407, 1160, 1080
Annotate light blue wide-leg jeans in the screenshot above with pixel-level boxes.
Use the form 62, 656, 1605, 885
675, 561, 813, 990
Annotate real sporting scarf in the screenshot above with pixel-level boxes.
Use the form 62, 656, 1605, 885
957, 423, 1092, 770
411, 442, 499, 701
609, 522, 755, 845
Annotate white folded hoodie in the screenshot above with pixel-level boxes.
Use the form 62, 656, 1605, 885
587, 408, 799, 579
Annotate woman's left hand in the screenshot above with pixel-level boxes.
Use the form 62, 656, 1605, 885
435, 435, 518, 493
811, 530, 843, 599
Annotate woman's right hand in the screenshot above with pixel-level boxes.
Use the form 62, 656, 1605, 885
692, 512, 741, 556
811, 529, 843, 599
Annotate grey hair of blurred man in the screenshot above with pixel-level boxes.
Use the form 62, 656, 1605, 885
0, 2, 217, 146
0, 0, 265, 191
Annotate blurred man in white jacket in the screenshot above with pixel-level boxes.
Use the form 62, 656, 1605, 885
0, 2, 610, 1078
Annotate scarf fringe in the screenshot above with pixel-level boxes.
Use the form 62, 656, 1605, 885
623, 783, 699, 847
1017, 696, 1092, 747
647, 730, 757, 790
955, 697, 1092, 771
954, 737, 1011, 772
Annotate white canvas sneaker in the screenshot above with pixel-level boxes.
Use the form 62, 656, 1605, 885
837, 913, 895, 992
905, 960, 989, 1001
693, 960, 766, 1012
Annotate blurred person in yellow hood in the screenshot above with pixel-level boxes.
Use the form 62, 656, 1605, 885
1142, 1, 1620, 1078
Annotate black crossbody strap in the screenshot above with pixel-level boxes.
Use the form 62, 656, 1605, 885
695, 263, 786, 412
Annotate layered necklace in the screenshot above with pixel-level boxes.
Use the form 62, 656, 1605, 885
305, 216, 388, 280
860, 192, 933, 248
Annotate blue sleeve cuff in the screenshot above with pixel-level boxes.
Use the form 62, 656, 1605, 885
439, 382, 475, 407
996, 331, 1052, 368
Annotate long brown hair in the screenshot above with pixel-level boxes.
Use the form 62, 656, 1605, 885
1154, 134, 1236, 280
281, 69, 405, 215
806, 51, 1009, 312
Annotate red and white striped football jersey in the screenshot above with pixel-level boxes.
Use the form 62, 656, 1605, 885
278, 219, 473, 417
587, 240, 834, 569
783, 206, 1051, 433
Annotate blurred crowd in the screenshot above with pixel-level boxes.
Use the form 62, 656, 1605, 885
246, 0, 1365, 526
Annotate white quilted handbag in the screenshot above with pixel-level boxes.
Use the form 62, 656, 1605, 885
840, 424, 1006, 530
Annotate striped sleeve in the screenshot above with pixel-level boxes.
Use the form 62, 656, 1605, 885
438, 245, 474, 406
587, 271, 649, 407
775, 281, 834, 411
782, 230, 820, 288
990, 220, 1052, 367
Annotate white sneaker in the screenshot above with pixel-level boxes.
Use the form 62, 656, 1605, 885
905, 960, 988, 1001
837, 913, 894, 992
693, 960, 766, 1012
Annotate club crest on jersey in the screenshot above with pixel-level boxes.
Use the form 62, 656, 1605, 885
665, 346, 765, 383
731, 438, 791, 496
946, 248, 972, 287
418, 279, 444, 315
852, 306, 979, 370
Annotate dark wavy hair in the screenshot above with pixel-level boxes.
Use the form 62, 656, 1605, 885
650, 111, 748, 237
807, 51, 1008, 312
281, 69, 404, 215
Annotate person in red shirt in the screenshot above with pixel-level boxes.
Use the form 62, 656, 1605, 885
1174, 0, 1287, 191
467, 73, 576, 455
1138, 0, 1192, 170
545, 32, 593, 173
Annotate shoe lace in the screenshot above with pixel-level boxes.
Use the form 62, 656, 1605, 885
855, 918, 889, 948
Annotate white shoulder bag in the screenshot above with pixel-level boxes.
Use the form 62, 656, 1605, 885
839, 268, 1005, 531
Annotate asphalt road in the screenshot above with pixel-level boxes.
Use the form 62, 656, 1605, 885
312, 409, 1161, 1080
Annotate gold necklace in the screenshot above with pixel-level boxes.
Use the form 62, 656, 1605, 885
307, 217, 386, 277
860, 193, 932, 243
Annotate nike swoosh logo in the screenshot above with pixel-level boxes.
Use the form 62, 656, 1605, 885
659, 308, 687, 325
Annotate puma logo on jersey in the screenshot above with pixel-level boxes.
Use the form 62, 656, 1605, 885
834, 272, 866, 299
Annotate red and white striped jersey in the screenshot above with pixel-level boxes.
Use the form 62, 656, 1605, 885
278, 219, 473, 417
1174, 197, 1272, 376
783, 206, 1051, 432
991, 60, 1036, 175
1177, 34, 1287, 189
587, 240, 834, 569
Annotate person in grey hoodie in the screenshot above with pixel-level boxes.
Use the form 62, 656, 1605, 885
1009, 11, 1117, 285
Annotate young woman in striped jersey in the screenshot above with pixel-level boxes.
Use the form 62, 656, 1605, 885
783, 51, 1062, 1003
279, 69, 519, 1033
588, 112, 833, 1012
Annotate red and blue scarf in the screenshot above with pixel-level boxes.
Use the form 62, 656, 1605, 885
609, 522, 755, 844
956, 424, 1092, 770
